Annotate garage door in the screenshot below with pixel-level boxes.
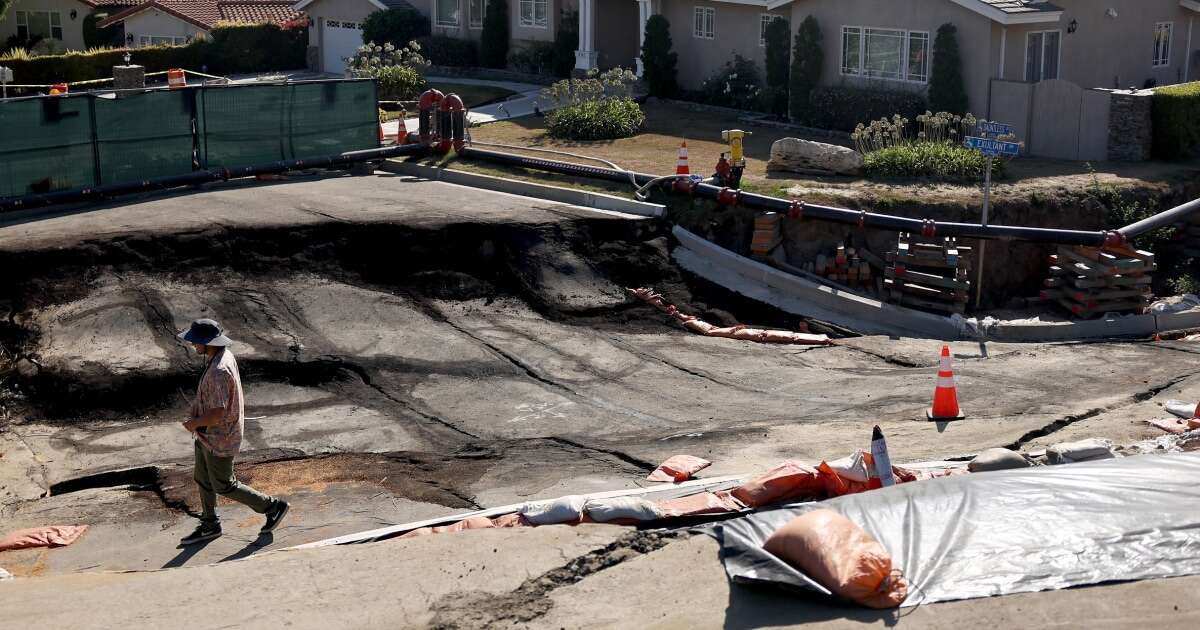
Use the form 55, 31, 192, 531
322, 19, 363, 76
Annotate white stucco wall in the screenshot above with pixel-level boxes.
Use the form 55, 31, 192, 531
0, 0, 91, 51
123, 10, 208, 46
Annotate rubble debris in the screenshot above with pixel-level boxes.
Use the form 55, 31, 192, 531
0, 525, 89, 552
627, 288, 831, 345
764, 509, 908, 609
646, 455, 712, 483
1046, 438, 1117, 464
968, 447, 1032, 472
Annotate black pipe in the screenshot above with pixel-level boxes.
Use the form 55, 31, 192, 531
459, 147, 1117, 247
0, 144, 429, 214
1119, 197, 1200, 239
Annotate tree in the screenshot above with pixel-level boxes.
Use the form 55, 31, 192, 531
928, 23, 968, 114
789, 15, 823, 122
480, 0, 510, 69
362, 6, 431, 49
552, 10, 579, 78
763, 17, 790, 116
83, 12, 123, 49
640, 15, 677, 98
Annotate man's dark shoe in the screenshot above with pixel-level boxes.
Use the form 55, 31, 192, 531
261, 499, 290, 534
179, 524, 222, 546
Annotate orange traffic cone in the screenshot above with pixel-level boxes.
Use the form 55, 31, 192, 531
926, 344, 965, 421
676, 140, 689, 175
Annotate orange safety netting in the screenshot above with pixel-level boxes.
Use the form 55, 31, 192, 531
628, 288, 832, 345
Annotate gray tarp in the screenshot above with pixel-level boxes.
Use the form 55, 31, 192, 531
705, 452, 1200, 607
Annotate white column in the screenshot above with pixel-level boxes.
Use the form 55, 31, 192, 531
1186, 17, 1195, 83
635, 0, 652, 76
574, 0, 598, 71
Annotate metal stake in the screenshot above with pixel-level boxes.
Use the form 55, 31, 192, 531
974, 154, 993, 309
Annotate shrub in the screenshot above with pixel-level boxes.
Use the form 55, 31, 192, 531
928, 23, 967, 115
0, 23, 307, 84
542, 68, 642, 140
83, 11, 122, 49
508, 41, 554, 74
362, 6, 431, 49
698, 54, 763, 111
789, 15, 822, 122
1152, 81, 1200, 160
640, 15, 677, 98
348, 40, 428, 75
373, 65, 427, 100
763, 16, 790, 116
480, 0, 509, 69
807, 86, 926, 132
864, 143, 1003, 180
552, 10, 579, 78
547, 98, 644, 140
417, 35, 479, 67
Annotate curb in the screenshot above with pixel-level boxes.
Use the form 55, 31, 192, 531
381, 159, 665, 218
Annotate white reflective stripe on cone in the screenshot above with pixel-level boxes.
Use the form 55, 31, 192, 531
937, 375, 956, 388
940, 357, 953, 371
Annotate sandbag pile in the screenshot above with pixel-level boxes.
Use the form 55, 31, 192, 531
628, 287, 831, 345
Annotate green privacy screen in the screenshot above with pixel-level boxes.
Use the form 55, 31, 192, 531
0, 94, 97, 198
95, 90, 196, 185
0, 79, 379, 200
200, 80, 379, 168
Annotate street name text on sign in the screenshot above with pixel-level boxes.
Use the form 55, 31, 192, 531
976, 121, 1013, 137
962, 135, 1021, 157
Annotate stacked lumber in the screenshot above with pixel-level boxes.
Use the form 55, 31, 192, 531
1040, 244, 1155, 318
883, 234, 972, 314
750, 213, 783, 260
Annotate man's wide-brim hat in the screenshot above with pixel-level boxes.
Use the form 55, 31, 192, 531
178, 318, 234, 347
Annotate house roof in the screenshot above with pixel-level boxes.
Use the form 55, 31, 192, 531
949, 0, 1063, 24
97, 0, 303, 30
1182, 0, 1200, 13
292, 0, 403, 11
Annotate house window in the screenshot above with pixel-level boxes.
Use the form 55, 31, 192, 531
519, 0, 547, 28
1153, 22, 1172, 68
840, 26, 929, 83
436, 0, 460, 27
693, 7, 715, 40
15, 11, 64, 41
138, 35, 188, 47
470, 0, 486, 29
1024, 30, 1061, 81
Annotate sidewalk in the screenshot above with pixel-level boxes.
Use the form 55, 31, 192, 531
382, 76, 552, 138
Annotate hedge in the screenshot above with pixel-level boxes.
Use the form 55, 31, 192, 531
0, 23, 306, 85
361, 6, 430, 49
1152, 81, 1200, 160
806, 86, 927, 132
415, 35, 479, 67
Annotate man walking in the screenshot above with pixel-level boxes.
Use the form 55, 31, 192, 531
178, 318, 289, 546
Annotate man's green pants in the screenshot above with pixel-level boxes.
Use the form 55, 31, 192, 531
193, 441, 273, 527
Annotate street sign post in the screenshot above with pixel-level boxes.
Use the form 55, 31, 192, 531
963, 124, 1020, 309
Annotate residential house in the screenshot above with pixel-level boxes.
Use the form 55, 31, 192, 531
296, 1, 430, 75
577, 0, 1200, 118
0, 0, 139, 51
96, 0, 302, 48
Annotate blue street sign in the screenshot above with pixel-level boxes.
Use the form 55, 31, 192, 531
977, 121, 1013, 137
963, 135, 1020, 157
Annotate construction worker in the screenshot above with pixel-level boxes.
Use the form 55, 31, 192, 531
177, 318, 289, 545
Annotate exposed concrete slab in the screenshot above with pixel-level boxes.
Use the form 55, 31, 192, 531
0, 525, 625, 629
537, 534, 1200, 630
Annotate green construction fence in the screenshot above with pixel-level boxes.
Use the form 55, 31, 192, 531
0, 79, 380, 200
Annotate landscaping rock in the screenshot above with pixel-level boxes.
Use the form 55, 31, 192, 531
767, 138, 864, 176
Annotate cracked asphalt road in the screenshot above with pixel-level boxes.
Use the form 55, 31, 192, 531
2, 173, 1198, 628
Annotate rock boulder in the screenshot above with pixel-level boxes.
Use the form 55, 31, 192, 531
767, 137, 864, 176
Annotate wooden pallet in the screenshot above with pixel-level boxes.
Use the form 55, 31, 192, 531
883, 234, 971, 314
1042, 244, 1154, 318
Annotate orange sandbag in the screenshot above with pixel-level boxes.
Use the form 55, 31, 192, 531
647, 455, 712, 482
0, 525, 89, 552
763, 509, 908, 609
730, 461, 824, 507
490, 513, 530, 528
654, 491, 742, 518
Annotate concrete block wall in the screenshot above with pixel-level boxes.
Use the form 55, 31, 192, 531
1106, 89, 1154, 162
